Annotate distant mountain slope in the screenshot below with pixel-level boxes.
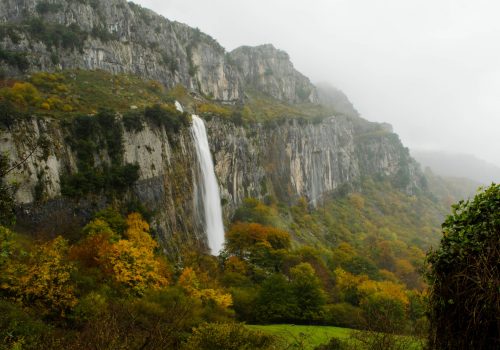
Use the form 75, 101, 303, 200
316, 82, 359, 118
412, 150, 500, 184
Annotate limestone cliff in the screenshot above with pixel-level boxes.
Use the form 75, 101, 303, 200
1, 113, 424, 254
229, 44, 318, 103
0, 0, 316, 103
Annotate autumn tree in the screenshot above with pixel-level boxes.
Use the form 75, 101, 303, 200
178, 267, 232, 309
71, 213, 169, 295
1, 236, 77, 316
225, 222, 290, 271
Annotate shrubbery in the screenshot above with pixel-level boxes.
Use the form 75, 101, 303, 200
35, 2, 63, 14
426, 184, 500, 349
123, 109, 145, 132
184, 322, 278, 350
0, 48, 29, 71
61, 109, 140, 197
27, 18, 87, 52
144, 103, 190, 133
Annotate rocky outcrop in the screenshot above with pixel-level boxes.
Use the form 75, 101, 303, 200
0, 0, 241, 101
316, 82, 359, 117
0, 0, 317, 104
229, 44, 318, 103
209, 116, 422, 214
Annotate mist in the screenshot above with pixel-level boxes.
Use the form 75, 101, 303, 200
135, 0, 500, 168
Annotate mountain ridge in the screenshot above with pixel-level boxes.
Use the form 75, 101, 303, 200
0, 0, 319, 104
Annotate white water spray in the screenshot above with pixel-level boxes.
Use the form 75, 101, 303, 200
190, 115, 225, 255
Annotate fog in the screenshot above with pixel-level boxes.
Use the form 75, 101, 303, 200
135, 0, 500, 168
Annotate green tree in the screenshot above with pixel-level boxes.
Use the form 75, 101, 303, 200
290, 262, 326, 322
255, 274, 296, 323
0, 154, 16, 226
426, 184, 500, 350
225, 222, 290, 272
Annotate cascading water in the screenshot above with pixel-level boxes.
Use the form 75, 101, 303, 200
190, 114, 225, 255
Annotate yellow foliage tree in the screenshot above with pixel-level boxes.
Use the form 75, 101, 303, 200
357, 279, 409, 305
104, 239, 167, 294
178, 267, 232, 308
1, 82, 42, 107
1, 236, 77, 315
72, 213, 169, 295
124, 212, 157, 251
101, 213, 168, 295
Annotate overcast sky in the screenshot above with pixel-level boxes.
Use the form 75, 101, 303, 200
135, 0, 500, 167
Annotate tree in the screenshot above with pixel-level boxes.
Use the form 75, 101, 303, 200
225, 222, 290, 271
178, 267, 232, 309
101, 213, 169, 295
0, 154, 16, 226
290, 263, 326, 322
426, 184, 500, 350
72, 213, 169, 295
255, 274, 297, 323
1, 236, 77, 316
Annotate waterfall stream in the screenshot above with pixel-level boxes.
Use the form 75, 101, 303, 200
190, 115, 225, 255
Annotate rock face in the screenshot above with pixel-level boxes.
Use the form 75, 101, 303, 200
0, 0, 240, 101
209, 116, 422, 215
0, 0, 317, 103
229, 44, 318, 103
1, 113, 424, 254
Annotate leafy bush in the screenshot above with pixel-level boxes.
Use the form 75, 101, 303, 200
314, 337, 349, 350
90, 26, 116, 42
161, 52, 179, 72
122, 110, 145, 132
183, 322, 278, 350
0, 155, 16, 226
61, 109, 141, 197
0, 100, 19, 129
27, 18, 87, 52
61, 163, 139, 197
324, 303, 365, 329
0, 25, 21, 44
426, 184, 500, 349
196, 102, 231, 118
35, 2, 63, 14
144, 103, 190, 134
0, 48, 29, 71
0, 300, 51, 350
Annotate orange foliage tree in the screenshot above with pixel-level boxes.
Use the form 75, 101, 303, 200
70, 213, 169, 295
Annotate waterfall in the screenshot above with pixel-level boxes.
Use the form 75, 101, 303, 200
190, 115, 225, 255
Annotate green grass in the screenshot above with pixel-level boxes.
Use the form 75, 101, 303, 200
242, 89, 334, 123
247, 324, 351, 349
1, 69, 337, 125
247, 324, 425, 350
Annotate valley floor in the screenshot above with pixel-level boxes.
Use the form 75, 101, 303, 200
248, 324, 351, 349
248, 324, 424, 350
